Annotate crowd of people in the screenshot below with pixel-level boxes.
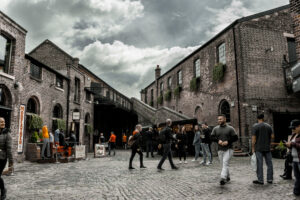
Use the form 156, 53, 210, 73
1, 114, 300, 199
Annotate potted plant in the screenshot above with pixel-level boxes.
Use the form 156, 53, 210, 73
157, 95, 163, 105
164, 90, 172, 101
213, 63, 226, 82
274, 141, 287, 159
174, 86, 182, 98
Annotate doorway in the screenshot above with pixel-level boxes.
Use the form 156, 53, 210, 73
273, 112, 300, 142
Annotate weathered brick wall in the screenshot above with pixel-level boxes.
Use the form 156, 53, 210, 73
290, 0, 300, 60
0, 11, 27, 162
237, 7, 300, 138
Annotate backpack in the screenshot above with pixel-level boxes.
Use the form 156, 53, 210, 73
127, 135, 136, 148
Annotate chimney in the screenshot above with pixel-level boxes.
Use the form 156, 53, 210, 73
290, 0, 300, 61
72, 58, 80, 68
155, 65, 161, 80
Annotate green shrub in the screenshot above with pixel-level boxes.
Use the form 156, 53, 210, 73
85, 124, 93, 135
174, 86, 182, 98
190, 77, 198, 92
52, 119, 66, 131
150, 101, 154, 107
213, 63, 225, 82
164, 90, 172, 101
28, 114, 43, 130
275, 141, 287, 158
157, 96, 163, 105
30, 131, 40, 143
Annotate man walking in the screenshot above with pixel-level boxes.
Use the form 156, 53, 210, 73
108, 132, 117, 156
146, 127, 154, 158
157, 119, 178, 170
129, 124, 146, 169
252, 113, 274, 185
211, 114, 238, 185
200, 122, 212, 165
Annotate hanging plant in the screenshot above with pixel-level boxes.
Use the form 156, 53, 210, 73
28, 114, 43, 130
85, 124, 93, 135
157, 95, 163, 105
52, 119, 66, 131
213, 63, 226, 82
174, 86, 182, 98
30, 131, 40, 143
150, 101, 154, 107
190, 77, 199, 92
164, 90, 172, 101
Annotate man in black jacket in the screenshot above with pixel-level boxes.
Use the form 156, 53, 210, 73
157, 119, 178, 170
211, 114, 238, 185
129, 124, 146, 170
0, 117, 13, 200
146, 127, 154, 158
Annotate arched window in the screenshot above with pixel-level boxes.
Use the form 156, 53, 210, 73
219, 100, 230, 122
194, 106, 201, 121
53, 104, 63, 119
0, 84, 12, 107
27, 97, 39, 114
85, 113, 90, 124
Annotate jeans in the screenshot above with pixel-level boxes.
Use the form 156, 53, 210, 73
256, 151, 273, 183
146, 140, 154, 157
41, 138, 50, 158
178, 145, 186, 161
158, 143, 175, 168
201, 143, 212, 163
218, 149, 233, 179
0, 159, 7, 193
129, 147, 143, 167
109, 143, 116, 156
194, 144, 201, 160
294, 162, 300, 195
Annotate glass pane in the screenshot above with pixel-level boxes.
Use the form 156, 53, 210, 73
218, 43, 226, 64
0, 36, 8, 73
195, 59, 200, 77
178, 71, 182, 85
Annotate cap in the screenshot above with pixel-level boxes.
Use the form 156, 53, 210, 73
290, 119, 300, 129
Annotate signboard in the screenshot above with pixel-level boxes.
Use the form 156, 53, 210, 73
73, 112, 80, 120
75, 145, 86, 159
17, 105, 25, 153
184, 124, 194, 131
94, 144, 106, 158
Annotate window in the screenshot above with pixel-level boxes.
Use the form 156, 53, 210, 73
145, 90, 148, 104
106, 90, 110, 99
168, 77, 172, 88
74, 78, 80, 102
287, 38, 297, 63
86, 91, 91, 101
27, 98, 38, 114
53, 104, 63, 118
194, 59, 200, 78
177, 70, 182, 85
0, 35, 12, 74
219, 100, 230, 122
160, 82, 164, 96
85, 113, 90, 124
218, 43, 226, 64
0, 87, 4, 106
56, 75, 63, 89
30, 63, 42, 80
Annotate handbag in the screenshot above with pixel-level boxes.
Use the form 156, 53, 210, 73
251, 153, 257, 172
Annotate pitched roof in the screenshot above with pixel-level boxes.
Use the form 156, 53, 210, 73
0, 10, 27, 33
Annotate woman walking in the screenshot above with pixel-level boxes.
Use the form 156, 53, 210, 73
192, 125, 201, 162
0, 117, 13, 200
176, 126, 187, 164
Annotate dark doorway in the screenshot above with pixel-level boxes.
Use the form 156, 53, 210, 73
74, 122, 80, 143
273, 112, 300, 143
0, 108, 11, 128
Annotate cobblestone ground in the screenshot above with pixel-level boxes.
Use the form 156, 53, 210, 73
3, 150, 299, 200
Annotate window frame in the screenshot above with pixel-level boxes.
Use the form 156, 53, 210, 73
168, 76, 172, 89
56, 75, 64, 89
194, 58, 201, 78
0, 34, 12, 74
30, 63, 42, 80
217, 43, 226, 64
74, 77, 80, 103
160, 82, 164, 96
177, 70, 182, 86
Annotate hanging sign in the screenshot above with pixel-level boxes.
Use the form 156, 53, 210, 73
17, 105, 26, 153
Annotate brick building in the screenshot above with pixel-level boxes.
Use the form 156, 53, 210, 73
141, 5, 300, 144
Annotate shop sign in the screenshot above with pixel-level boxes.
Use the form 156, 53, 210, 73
17, 105, 25, 153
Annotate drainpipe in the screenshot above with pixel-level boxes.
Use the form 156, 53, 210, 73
232, 26, 242, 138
66, 79, 70, 134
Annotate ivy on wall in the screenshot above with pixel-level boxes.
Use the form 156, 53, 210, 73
213, 63, 226, 82
190, 77, 199, 92
174, 86, 182, 98
157, 95, 163, 105
164, 90, 172, 101
52, 119, 66, 131
85, 124, 93, 135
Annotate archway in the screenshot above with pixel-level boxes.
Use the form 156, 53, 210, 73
53, 104, 63, 119
0, 84, 12, 128
27, 96, 40, 114
219, 100, 230, 123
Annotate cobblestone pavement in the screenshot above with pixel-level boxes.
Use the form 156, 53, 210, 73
3, 150, 299, 200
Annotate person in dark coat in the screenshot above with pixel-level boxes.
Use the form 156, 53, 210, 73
129, 124, 146, 169
176, 126, 187, 164
157, 119, 178, 170
0, 117, 13, 200
145, 127, 154, 158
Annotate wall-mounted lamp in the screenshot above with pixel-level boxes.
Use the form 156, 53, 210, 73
265, 46, 274, 53
14, 82, 19, 89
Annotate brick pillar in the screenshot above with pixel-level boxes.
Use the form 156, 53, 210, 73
290, 0, 300, 61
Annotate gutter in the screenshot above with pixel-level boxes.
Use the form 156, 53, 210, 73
233, 25, 242, 138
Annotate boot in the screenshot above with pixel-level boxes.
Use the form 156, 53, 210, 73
1, 188, 6, 200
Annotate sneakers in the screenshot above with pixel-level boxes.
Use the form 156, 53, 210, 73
171, 166, 178, 170
226, 177, 230, 182
157, 167, 165, 170
128, 167, 135, 170
199, 161, 205, 165
140, 166, 147, 168
179, 161, 182, 164
191, 159, 196, 162
206, 162, 212, 165
184, 161, 188, 164
267, 180, 273, 184
253, 180, 264, 185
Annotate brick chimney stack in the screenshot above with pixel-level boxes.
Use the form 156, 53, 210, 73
155, 65, 161, 80
73, 58, 80, 68
290, 0, 300, 61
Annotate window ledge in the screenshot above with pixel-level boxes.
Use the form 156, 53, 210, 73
73, 101, 81, 105
0, 72, 15, 80
30, 75, 42, 83
55, 87, 64, 92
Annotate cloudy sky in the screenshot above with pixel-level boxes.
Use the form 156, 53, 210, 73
1, 0, 289, 98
